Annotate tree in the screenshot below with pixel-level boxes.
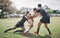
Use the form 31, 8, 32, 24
47, 9, 53, 14
43, 5, 50, 10
53, 10, 60, 14
9, 5, 18, 14
0, 0, 12, 18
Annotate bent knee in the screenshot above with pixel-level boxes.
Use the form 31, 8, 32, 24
30, 24, 33, 28
38, 22, 42, 25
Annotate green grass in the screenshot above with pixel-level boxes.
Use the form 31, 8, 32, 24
0, 17, 60, 38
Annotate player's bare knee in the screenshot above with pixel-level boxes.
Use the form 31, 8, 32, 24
31, 24, 33, 28
38, 23, 41, 26
30, 24, 33, 28
38, 22, 41, 24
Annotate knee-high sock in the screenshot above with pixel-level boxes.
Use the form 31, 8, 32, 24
24, 27, 30, 33
47, 28, 51, 33
6, 28, 12, 31
4, 28, 12, 32
37, 27, 40, 33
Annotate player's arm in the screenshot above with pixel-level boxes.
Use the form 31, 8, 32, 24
37, 9, 42, 17
34, 13, 39, 17
27, 12, 35, 18
27, 12, 40, 18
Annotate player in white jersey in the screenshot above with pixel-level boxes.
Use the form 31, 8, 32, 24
23, 8, 39, 35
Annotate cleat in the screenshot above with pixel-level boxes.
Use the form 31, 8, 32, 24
22, 32, 29, 36
34, 32, 39, 36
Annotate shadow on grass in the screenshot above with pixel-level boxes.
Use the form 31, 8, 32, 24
13, 30, 51, 38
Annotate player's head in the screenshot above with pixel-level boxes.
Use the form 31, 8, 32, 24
38, 4, 42, 8
33, 8, 37, 12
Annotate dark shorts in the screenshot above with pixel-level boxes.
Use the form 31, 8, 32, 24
15, 16, 27, 28
40, 16, 50, 23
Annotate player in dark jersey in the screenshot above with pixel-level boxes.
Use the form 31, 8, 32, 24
4, 8, 37, 34
34, 4, 52, 36
4, 11, 29, 33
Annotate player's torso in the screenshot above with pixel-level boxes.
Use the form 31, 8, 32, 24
26, 12, 35, 19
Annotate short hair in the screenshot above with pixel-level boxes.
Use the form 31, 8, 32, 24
38, 4, 42, 7
33, 8, 37, 11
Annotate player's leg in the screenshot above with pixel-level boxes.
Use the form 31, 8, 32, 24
44, 23, 52, 35
34, 22, 42, 35
21, 26, 25, 32
22, 19, 33, 35
28, 19, 33, 30
23, 19, 33, 35
4, 21, 20, 33
4, 27, 16, 33
13, 26, 25, 33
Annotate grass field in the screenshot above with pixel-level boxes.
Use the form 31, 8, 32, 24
0, 17, 60, 38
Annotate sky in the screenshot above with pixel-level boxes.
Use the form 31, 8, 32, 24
10, 0, 60, 10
